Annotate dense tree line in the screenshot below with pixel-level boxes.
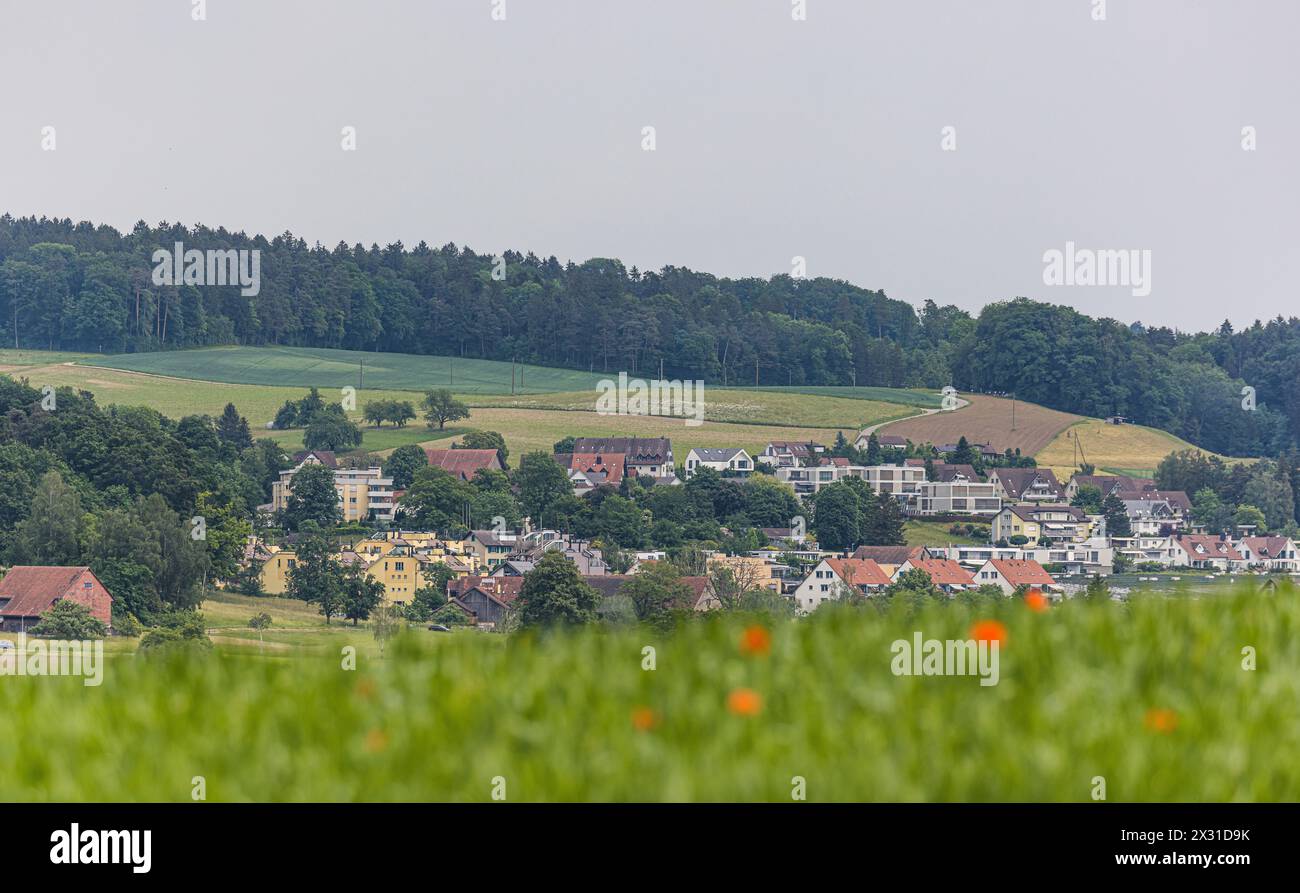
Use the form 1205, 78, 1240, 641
2, 216, 1296, 455
0, 376, 288, 623
1155, 449, 1300, 535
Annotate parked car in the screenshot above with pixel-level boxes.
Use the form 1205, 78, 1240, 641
427, 624, 451, 632
0, 640, 14, 650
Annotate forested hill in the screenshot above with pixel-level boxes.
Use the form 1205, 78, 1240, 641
0, 214, 1296, 457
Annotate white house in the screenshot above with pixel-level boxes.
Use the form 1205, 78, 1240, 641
791, 558, 892, 613
1237, 536, 1300, 572
1170, 534, 1246, 571
684, 447, 753, 477
972, 558, 1061, 595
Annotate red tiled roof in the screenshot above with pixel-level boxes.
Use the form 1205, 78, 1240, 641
0, 566, 99, 618
1242, 536, 1293, 557
1173, 535, 1245, 561
905, 558, 975, 586
423, 449, 503, 481
988, 558, 1057, 588
825, 558, 892, 587
567, 451, 626, 484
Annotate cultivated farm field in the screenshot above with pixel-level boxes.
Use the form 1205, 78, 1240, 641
876, 394, 1080, 456
83, 345, 612, 395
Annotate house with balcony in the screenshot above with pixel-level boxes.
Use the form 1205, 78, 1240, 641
1237, 536, 1300, 572
989, 468, 1064, 503
992, 503, 1092, 545
271, 459, 395, 523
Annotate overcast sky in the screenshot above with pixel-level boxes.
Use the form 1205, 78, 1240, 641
1, 0, 1295, 331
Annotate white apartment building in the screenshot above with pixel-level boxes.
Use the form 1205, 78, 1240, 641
913, 480, 1002, 516
776, 463, 925, 501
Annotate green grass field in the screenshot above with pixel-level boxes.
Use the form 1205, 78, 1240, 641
82, 345, 610, 395
904, 520, 989, 547
748, 385, 942, 408
2, 583, 1297, 801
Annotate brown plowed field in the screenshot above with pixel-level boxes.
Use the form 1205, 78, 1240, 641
877, 394, 1080, 456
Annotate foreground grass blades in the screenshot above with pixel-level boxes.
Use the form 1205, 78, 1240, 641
3, 583, 1298, 802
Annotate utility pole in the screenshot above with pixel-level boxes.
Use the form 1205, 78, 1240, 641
450, 357, 454, 387
359, 358, 364, 390
511, 357, 516, 395
1011, 394, 1017, 431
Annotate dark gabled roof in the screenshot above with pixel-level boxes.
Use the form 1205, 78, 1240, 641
573, 438, 671, 463
992, 468, 1062, 499
1114, 488, 1191, 513
448, 575, 524, 607
932, 462, 981, 482
851, 545, 926, 564
1005, 503, 1087, 522
292, 450, 337, 468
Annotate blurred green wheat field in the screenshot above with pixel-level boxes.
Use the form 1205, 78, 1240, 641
3, 584, 1298, 802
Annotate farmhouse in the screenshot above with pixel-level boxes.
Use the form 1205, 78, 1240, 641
0, 566, 114, 633
422, 448, 504, 481
449, 576, 523, 627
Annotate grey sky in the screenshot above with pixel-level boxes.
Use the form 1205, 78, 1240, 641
2, 0, 1296, 331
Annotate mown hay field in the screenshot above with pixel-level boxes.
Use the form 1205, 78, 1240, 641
2, 584, 1297, 801
1037, 419, 1242, 479
875, 394, 1080, 456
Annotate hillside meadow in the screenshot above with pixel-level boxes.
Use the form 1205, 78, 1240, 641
1, 583, 1296, 801
3, 354, 913, 459
81, 345, 610, 395
2, 348, 1242, 473
1037, 418, 1244, 479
